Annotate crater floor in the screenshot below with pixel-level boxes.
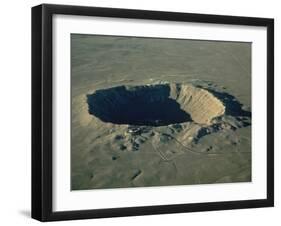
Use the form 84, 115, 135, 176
87, 83, 225, 126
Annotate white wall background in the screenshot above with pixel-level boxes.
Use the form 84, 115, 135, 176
0, 0, 278, 225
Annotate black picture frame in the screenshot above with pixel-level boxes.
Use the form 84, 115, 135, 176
32, 3, 274, 222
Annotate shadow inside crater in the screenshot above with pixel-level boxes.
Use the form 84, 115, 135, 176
87, 84, 191, 126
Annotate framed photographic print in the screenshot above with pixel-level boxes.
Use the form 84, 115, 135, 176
31, 4, 274, 221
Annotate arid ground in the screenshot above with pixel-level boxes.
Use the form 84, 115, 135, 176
71, 34, 251, 190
